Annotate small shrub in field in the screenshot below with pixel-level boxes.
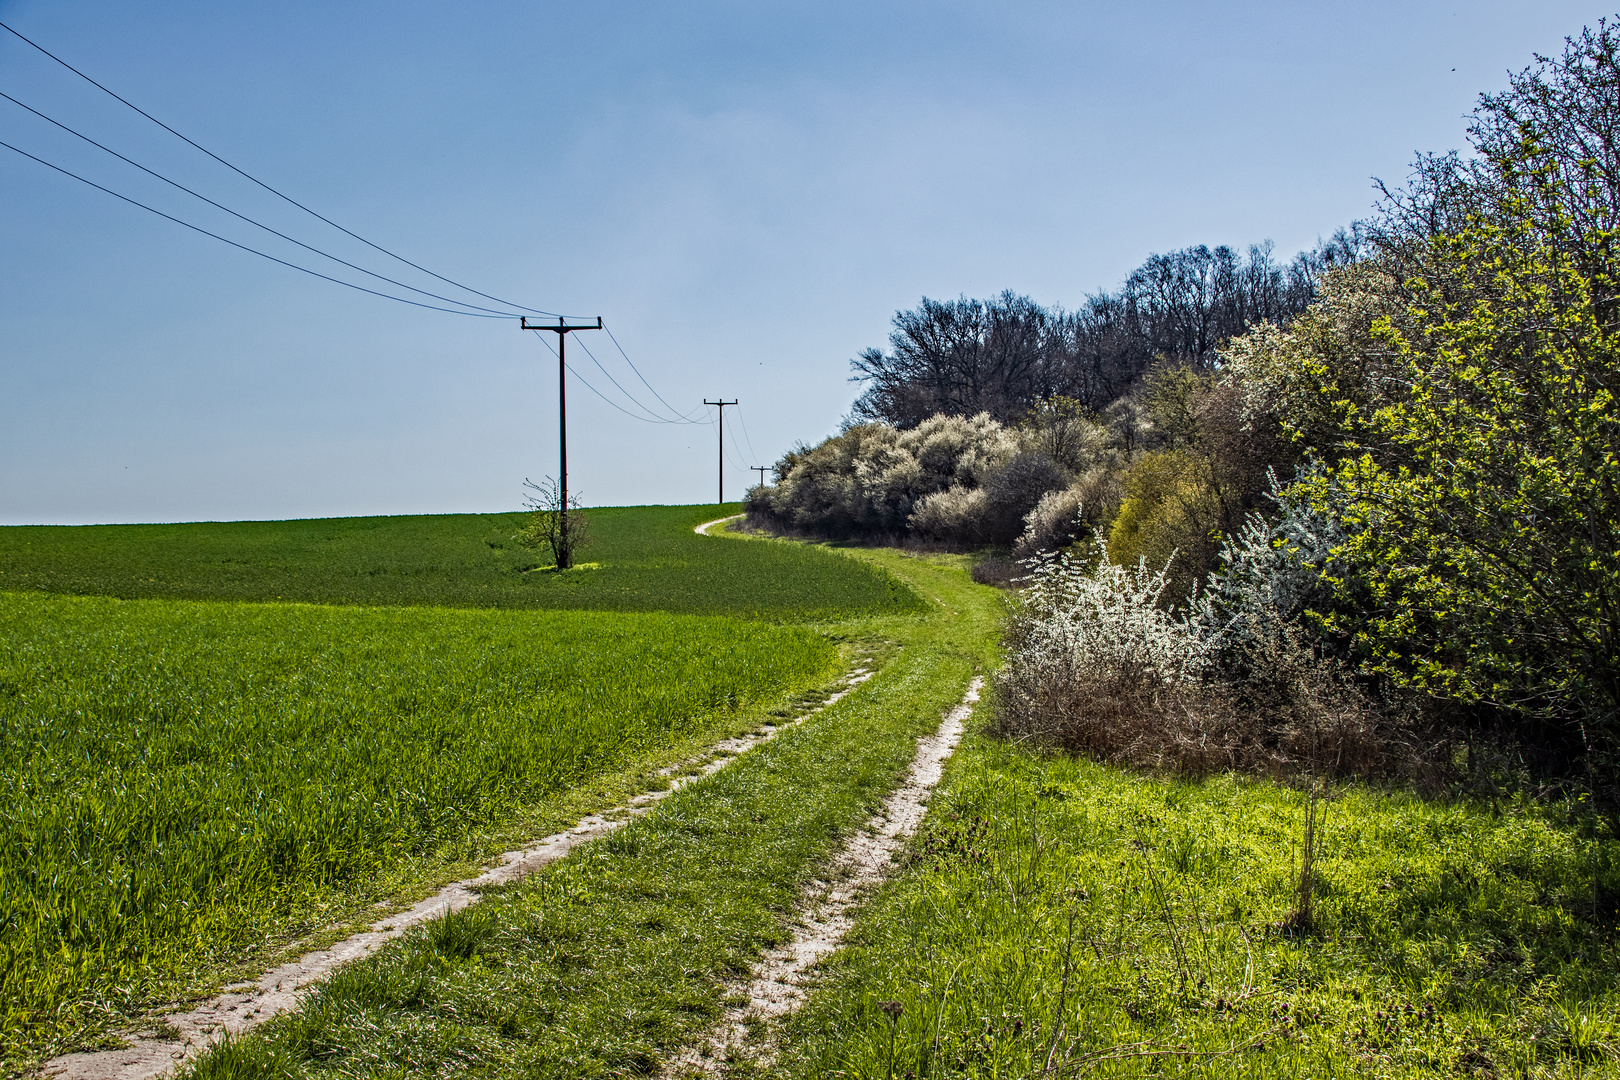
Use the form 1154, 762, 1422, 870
514, 476, 590, 568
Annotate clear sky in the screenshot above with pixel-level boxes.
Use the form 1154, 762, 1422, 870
0, 0, 1606, 524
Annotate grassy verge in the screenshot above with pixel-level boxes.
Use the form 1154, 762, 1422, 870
175, 551, 1002, 1080
0, 592, 836, 1070
776, 730, 1620, 1078
0, 505, 923, 619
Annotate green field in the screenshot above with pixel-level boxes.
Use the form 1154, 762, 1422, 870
174, 549, 1006, 1080
13, 504, 1613, 1079
777, 735, 1620, 1078
0, 500, 915, 1070
0, 504, 922, 619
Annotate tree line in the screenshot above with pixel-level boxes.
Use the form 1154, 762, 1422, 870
848, 232, 1365, 428
750, 19, 1620, 783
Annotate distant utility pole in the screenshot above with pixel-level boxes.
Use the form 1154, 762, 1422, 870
522, 315, 602, 569
704, 399, 738, 505
751, 465, 768, 489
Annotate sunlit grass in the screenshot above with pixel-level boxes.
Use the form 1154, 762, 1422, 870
0, 589, 836, 1067
779, 733, 1620, 1078
0, 504, 923, 619
164, 551, 1005, 1080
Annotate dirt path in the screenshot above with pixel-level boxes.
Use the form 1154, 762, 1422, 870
664, 675, 983, 1077
41, 664, 877, 1080
694, 514, 744, 536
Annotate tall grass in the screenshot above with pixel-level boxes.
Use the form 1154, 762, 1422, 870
780, 733, 1620, 1078
0, 504, 923, 619
0, 590, 835, 1064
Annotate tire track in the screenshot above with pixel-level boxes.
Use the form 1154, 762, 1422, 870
41, 662, 878, 1080
664, 676, 983, 1077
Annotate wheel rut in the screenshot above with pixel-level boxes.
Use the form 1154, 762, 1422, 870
40, 662, 878, 1080
664, 675, 983, 1077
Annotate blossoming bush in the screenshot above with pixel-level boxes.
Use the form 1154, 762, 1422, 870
997, 498, 1385, 775
992, 541, 1241, 771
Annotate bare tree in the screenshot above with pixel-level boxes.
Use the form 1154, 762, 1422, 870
849, 240, 1359, 429
514, 477, 590, 569
849, 291, 1064, 426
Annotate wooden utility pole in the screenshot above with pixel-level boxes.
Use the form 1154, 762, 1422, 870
704, 399, 737, 505
522, 316, 601, 568
751, 465, 768, 489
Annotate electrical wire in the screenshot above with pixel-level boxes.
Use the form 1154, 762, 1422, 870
528, 331, 700, 425
709, 405, 750, 473
602, 323, 706, 423
724, 410, 753, 472
0, 137, 515, 317
733, 401, 762, 465
0, 19, 559, 317
574, 336, 702, 424
0, 89, 521, 318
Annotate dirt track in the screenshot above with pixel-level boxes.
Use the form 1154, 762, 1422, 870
41, 661, 875, 1080
694, 514, 744, 536
665, 676, 984, 1076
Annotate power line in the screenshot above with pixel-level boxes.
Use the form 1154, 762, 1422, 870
0, 137, 513, 317
529, 332, 694, 425
602, 323, 704, 422
718, 400, 751, 468
574, 336, 701, 424
724, 410, 752, 471
733, 401, 762, 465
0, 18, 559, 317
0, 89, 520, 318
717, 414, 750, 474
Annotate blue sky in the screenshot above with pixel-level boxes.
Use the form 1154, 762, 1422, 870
0, 0, 1605, 523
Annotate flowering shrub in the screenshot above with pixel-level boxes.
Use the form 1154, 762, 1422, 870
997, 502, 1384, 775
1193, 465, 1347, 655
993, 541, 1241, 769
748, 413, 1016, 538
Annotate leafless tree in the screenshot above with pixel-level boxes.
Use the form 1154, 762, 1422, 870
850, 239, 1361, 428
515, 477, 590, 569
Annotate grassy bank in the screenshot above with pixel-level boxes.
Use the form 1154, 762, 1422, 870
0, 590, 839, 1067
777, 731, 1620, 1078
174, 550, 1003, 1080
0, 505, 922, 619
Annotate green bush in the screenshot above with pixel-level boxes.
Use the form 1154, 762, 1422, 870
1106, 450, 1222, 600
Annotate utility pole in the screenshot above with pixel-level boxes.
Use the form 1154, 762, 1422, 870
522, 315, 602, 569
751, 465, 768, 490
704, 399, 737, 505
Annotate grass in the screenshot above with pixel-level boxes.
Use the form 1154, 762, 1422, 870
0, 589, 837, 1069
167, 549, 1004, 1080
21, 509, 1613, 1080
774, 732, 1620, 1078
0, 504, 923, 619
